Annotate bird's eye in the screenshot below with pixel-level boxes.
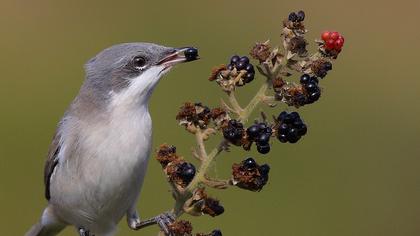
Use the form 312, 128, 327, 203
133, 56, 147, 70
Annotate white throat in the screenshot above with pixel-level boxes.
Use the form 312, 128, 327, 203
109, 65, 171, 110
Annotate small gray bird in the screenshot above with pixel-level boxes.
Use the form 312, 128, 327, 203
26, 43, 198, 236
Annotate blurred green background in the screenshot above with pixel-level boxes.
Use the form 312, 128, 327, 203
1, 0, 420, 235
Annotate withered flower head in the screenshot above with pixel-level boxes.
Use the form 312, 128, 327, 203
231, 158, 270, 191
289, 36, 308, 56
250, 41, 271, 63
209, 64, 227, 81
272, 77, 286, 92
202, 197, 225, 217
169, 220, 193, 236
156, 144, 180, 168
210, 107, 230, 129
311, 59, 333, 78
176, 102, 212, 129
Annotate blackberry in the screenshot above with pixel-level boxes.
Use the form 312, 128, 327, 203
259, 164, 270, 176
227, 55, 255, 85
296, 10, 305, 22
299, 74, 321, 104
223, 119, 244, 145
184, 47, 198, 61
243, 157, 257, 169
256, 143, 270, 154
211, 229, 223, 236
257, 133, 270, 144
177, 162, 196, 184
276, 111, 307, 143
230, 55, 240, 64
289, 11, 305, 22
246, 124, 260, 139
288, 12, 298, 22
246, 122, 272, 154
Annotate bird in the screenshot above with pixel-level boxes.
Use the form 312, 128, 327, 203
25, 43, 199, 236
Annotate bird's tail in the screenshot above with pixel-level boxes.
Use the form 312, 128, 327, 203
25, 206, 66, 236
25, 222, 64, 236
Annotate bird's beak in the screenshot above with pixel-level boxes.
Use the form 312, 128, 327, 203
157, 47, 199, 68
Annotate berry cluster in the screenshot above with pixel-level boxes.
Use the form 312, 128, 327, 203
300, 74, 321, 104
246, 122, 273, 154
321, 31, 345, 52
184, 47, 199, 61
277, 111, 307, 143
288, 10, 305, 23
232, 158, 270, 191
222, 119, 244, 146
227, 55, 255, 84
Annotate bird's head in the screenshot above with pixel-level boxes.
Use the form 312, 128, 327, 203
79, 42, 198, 109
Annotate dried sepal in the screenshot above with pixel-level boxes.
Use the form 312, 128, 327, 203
156, 144, 180, 168
310, 59, 333, 78
288, 36, 308, 57
209, 64, 227, 81
210, 107, 230, 129
176, 102, 212, 129
250, 40, 271, 63
169, 220, 193, 236
185, 188, 224, 217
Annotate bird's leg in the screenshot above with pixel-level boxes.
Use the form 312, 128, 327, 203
126, 208, 142, 230
78, 227, 93, 236
129, 211, 176, 235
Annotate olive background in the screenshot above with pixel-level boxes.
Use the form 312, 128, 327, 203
1, 0, 420, 235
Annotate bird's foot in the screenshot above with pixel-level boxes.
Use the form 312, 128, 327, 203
131, 212, 176, 235
78, 227, 94, 236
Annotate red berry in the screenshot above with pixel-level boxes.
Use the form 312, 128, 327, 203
338, 35, 345, 43
321, 31, 330, 41
334, 39, 344, 50
325, 39, 335, 49
330, 31, 339, 40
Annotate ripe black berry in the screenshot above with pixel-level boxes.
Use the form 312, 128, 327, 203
288, 12, 298, 22
184, 47, 198, 61
297, 10, 305, 22
257, 143, 270, 154
259, 164, 270, 176
211, 229, 223, 236
236, 61, 247, 70
243, 157, 257, 169
300, 74, 311, 84
243, 72, 255, 83
246, 124, 260, 138
257, 133, 270, 144
177, 162, 196, 184
245, 64, 254, 72
276, 111, 307, 144
230, 55, 240, 64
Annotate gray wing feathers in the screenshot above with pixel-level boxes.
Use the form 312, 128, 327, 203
44, 130, 61, 200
